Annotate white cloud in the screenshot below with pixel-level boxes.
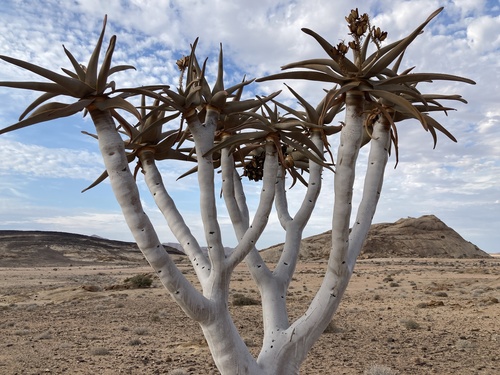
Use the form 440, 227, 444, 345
0, 139, 104, 180
0, 0, 498, 253
467, 15, 500, 52
452, 0, 488, 17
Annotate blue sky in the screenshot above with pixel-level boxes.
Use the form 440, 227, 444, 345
0, 0, 499, 253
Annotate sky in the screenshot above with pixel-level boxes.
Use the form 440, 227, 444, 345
0, 0, 499, 254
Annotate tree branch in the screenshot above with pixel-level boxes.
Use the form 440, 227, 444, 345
139, 150, 210, 282
274, 131, 324, 283
90, 107, 209, 321
228, 141, 278, 270
275, 168, 292, 228
187, 109, 225, 271
347, 115, 391, 269
259, 91, 366, 370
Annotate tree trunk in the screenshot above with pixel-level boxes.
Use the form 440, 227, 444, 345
200, 306, 265, 374
89, 106, 208, 321
256, 91, 367, 373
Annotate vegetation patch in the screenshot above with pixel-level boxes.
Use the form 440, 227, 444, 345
232, 293, 259, 306
124, 274, 153, 289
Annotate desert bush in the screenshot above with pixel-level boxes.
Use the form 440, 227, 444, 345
81, 284, 100, 292
124, 274, 153, 288
134, 327, 149, 336
129, 338, 142, 346
150, 314, 161, 322
416, 300, 444, 308
402, 319, 420, 330
90, 347, 110, 355
35, 330, 52, 340
434, 291, 448, 297
323, 320, 344, 334
364, 364, 398, 375
232, 293, 259, 306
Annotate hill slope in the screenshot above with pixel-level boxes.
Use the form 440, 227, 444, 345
0, 230, 182, 267
260, 215, 490, 261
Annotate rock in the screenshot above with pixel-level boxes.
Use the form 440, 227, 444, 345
260, 215, 490, 260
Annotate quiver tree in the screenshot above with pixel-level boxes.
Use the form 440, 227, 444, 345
0, 8, 474, 374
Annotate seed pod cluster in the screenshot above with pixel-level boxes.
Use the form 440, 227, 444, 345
345, 8, 369, 38
176, 56, 190, 71
372, 26, 388, 43
243, 152, 266, 181
331, 41, 349, 57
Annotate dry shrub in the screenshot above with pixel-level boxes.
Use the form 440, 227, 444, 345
416, 300, 444, 308
90, 347, 110, 356
323, 320, 343, 334
124, 274, 153, 288
402, 319, 420, 330
134, 327, 149, 336
232, 293, 259, 306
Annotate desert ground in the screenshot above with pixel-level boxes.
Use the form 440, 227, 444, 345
0, 256, 498, 375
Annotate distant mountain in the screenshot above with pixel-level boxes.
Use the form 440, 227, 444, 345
0, 230, 183, 267
163, 242, 233, 256
260, 215, 490, 261
0, 216, 490, 267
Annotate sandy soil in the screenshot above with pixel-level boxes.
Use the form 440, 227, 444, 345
0, 257, 498, 375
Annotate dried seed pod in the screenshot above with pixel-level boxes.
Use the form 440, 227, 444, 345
337, 42, 349, 55
176, 56, 190, 71
243, 153, 266, 181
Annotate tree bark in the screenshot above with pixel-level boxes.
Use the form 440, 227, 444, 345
89, 106, 208, 321
256, 91, 367, 373
138, 150, 210, 283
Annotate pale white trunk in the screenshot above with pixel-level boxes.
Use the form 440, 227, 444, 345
89, 108, 208, 321
187, 109, 226, 270
201, 306, 265, 374
227, 141, 279, 269
255, 91, 367, 373
347, 115, 391, 268
273, 131, 324, 282
138, 150, 210, 283
257, 132, 324, 363
274, 167, 292, 227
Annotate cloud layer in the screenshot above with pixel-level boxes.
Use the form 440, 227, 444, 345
0, 0, 498, 253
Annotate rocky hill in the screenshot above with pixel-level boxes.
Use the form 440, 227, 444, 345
0, 216, 490, 267
0, 230, 183, 267
260, 215, 490, 261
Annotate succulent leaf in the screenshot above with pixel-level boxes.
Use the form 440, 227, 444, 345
0, 55, 92, 97
86, 15, 108, 89
301, 28, 359, 73
363, 7, 444, 77
0, 99, 92, 134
